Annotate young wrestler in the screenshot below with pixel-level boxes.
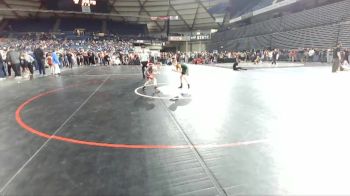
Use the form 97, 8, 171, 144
174, 63, 190, 89
142, 63, 160, 93
233, 54, 247, 71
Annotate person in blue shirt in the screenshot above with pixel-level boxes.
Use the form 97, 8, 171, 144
52, 49, 61, 76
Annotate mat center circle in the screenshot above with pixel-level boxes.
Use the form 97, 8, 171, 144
134, 83, 192, 100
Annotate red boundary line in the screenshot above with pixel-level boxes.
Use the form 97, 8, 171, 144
15, 81, 269, 149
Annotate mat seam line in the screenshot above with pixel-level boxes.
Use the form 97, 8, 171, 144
159, 99, 228, 196
0, 76, 110, 195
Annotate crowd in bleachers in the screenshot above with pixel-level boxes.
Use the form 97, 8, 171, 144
232, 0, 286, 18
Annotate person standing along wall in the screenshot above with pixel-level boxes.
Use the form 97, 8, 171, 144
34, 45, 46, 76
0, 53, 6, 80
332, 43, 342, 73
52, 49, 61, 76
327, 49, 332, 63
272, 49, 278, 66
6, 47, 21, 78
23, 51, 35, 77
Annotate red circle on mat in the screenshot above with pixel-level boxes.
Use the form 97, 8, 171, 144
15, 84, 268, 149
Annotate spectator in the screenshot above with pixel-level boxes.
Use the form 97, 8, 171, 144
34, 45, 46, 76
332, 43, 341, 73
0, 53, 6, 80
22, 51, 35, 77
6, 47, 21, 78
52, 49, 61, 76
272, 49, 278, 66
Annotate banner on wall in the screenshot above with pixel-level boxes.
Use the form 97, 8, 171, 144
190, 35, 211, 41
168, 36, 190, 41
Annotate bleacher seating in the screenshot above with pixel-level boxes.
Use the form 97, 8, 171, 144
106, 20, 147, 35
5, 19, 55, 32
282, 0, 350, 31
272, 24, 339, 49
59, 18, 102, 32
338, 21, 350, 47
209, 0, 350, 51
237, 0, 349, 40
232, 0, 285, 18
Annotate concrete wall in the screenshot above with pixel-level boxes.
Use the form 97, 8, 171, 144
189, 41, 207, 52
169, 41, 209, 52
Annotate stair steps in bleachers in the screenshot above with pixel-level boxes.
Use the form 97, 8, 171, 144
209, 0, 350, 51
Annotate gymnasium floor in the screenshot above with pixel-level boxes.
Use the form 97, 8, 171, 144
0, 64, 349, 196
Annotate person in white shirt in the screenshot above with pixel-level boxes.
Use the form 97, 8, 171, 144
309, 49, 315, 62
23, 52, 35, 76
